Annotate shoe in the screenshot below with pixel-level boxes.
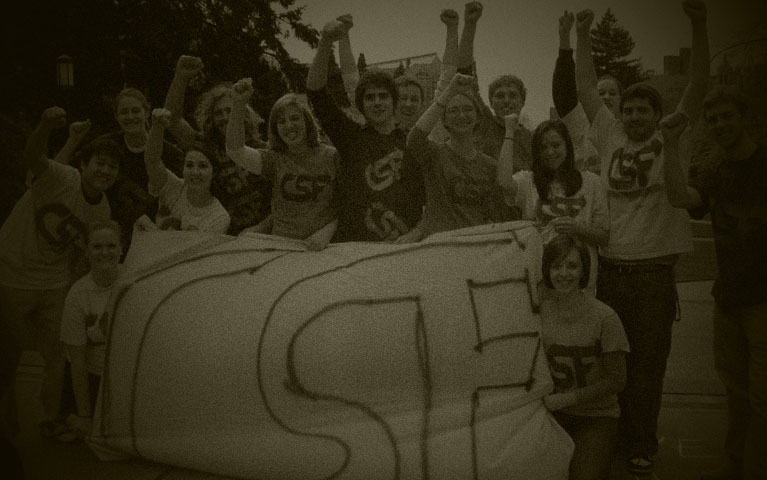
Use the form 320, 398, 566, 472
627, 454, 654, 475
38, 420, 69, 439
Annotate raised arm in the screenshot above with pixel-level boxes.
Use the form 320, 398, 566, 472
144, 108, 171, 192
163, 55, 204, 150
411, 73, 474, 137
676, 0, 710, 121
574, 10, 603, 123
225, 78, 264, 175
337, 15, 359, 106
661, 111, 704, 208
497, 113, 520, 200
306, 18, 347, 91
553, 11, 578, 118
53, 119, 91, 165
456, 2, 483, 73
24, 106, 67, 178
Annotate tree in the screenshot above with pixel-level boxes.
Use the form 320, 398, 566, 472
394, 62, 405, 78
590, 9, 648, 88
1, 0, 319, 130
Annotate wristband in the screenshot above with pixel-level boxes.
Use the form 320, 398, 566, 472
504, 136, 514, 140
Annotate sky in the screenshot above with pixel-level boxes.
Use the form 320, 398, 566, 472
283, 0, 767, 126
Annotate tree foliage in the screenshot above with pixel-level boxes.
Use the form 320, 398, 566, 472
1, 0, 318, 130
590, 8, 648, 88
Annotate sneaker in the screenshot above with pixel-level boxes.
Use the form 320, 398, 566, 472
38, 420, 69, 439
627, 454, 654, 475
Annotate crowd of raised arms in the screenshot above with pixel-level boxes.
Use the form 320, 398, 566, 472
2, 1, 766, 479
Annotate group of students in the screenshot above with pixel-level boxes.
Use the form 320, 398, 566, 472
0, 0, 764, 479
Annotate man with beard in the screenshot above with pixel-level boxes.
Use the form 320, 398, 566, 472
664, 85, 767, 480
574, 1, 709, 475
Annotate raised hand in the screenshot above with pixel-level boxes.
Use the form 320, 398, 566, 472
68, 119, 92, 141
448, 73, 476, 94
175, 55, 204, 80
464, 2, 483, 23
321, 17, 349, 42
559, 10, 575, 39
40, 106, 67, 130
575, 9, 595, 36
440, 8, 459, 28
682, 0, 707, 23
336, 14, 353, 32
151, 108, 172, 129
660, 111, 689, 142
232, 77, 254, 102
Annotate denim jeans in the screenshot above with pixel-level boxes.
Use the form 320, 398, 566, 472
596, 262, 677, 457
714, 302, 767, 480
553, 412, 618, 480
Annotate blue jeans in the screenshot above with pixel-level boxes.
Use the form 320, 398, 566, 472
596, 261, 677, 457
553, 412, 618, 480
714, 302, 767, 480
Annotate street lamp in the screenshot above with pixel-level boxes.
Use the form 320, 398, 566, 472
56, 54, 74, 88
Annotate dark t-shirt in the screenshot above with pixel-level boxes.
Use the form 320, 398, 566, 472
209, 140, 272, 236
689, 143, 767, 309
307, 87, 424, 242
101, 131, 183, 251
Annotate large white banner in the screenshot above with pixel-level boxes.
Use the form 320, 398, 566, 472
89, 221, 573, 479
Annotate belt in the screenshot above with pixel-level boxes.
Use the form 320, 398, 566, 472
598, 259, 673, 275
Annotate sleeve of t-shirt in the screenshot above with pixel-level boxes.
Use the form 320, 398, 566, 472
407, 127, 438, 168
60, 280, 87, 347
307, 87, 359, 159
553, 48, 577, 118
150, 169, 184, 204
599, 306, 630, 354
31, 160, 80, 203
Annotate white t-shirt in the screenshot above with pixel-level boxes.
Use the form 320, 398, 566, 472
0, 160, 111, 289
540, 295, 630, 418
589, 105, 692, 260
150, 170, 230, 233
60, 271, 117, 375
511, 170, 608, 293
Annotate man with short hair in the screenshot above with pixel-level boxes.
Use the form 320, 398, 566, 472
575, 1, 710, 474
306, 16, 423, 242
665, 85, 767, 480
0, 107, 120, 438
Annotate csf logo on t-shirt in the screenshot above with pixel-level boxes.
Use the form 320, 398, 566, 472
365, 150, 403, 191
280, 173, 332, 202
537, 194, 587, 222
608, 138, 663, 191
545, 343, 599, 391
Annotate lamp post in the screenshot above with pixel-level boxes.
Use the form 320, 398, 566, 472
56, 54, 74, 89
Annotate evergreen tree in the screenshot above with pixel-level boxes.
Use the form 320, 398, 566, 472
357, 53, 367, 73
590, 9, 647, 88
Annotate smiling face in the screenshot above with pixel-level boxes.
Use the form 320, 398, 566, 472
549, 248, 583, 294
87, 227, 122, 273
598, 78, 621, 116
183, 150, 213, 191
362, 86, 395, 127
275, 104, 307, 148
621, 97, 660, 142
490, 84, 524, 118
704, 101, 746, 150
539, 129, 568, 171
81, 153, 119, 196
115, 95, 147, 135
396, 83, 423, 124
444, 93, 478, 136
